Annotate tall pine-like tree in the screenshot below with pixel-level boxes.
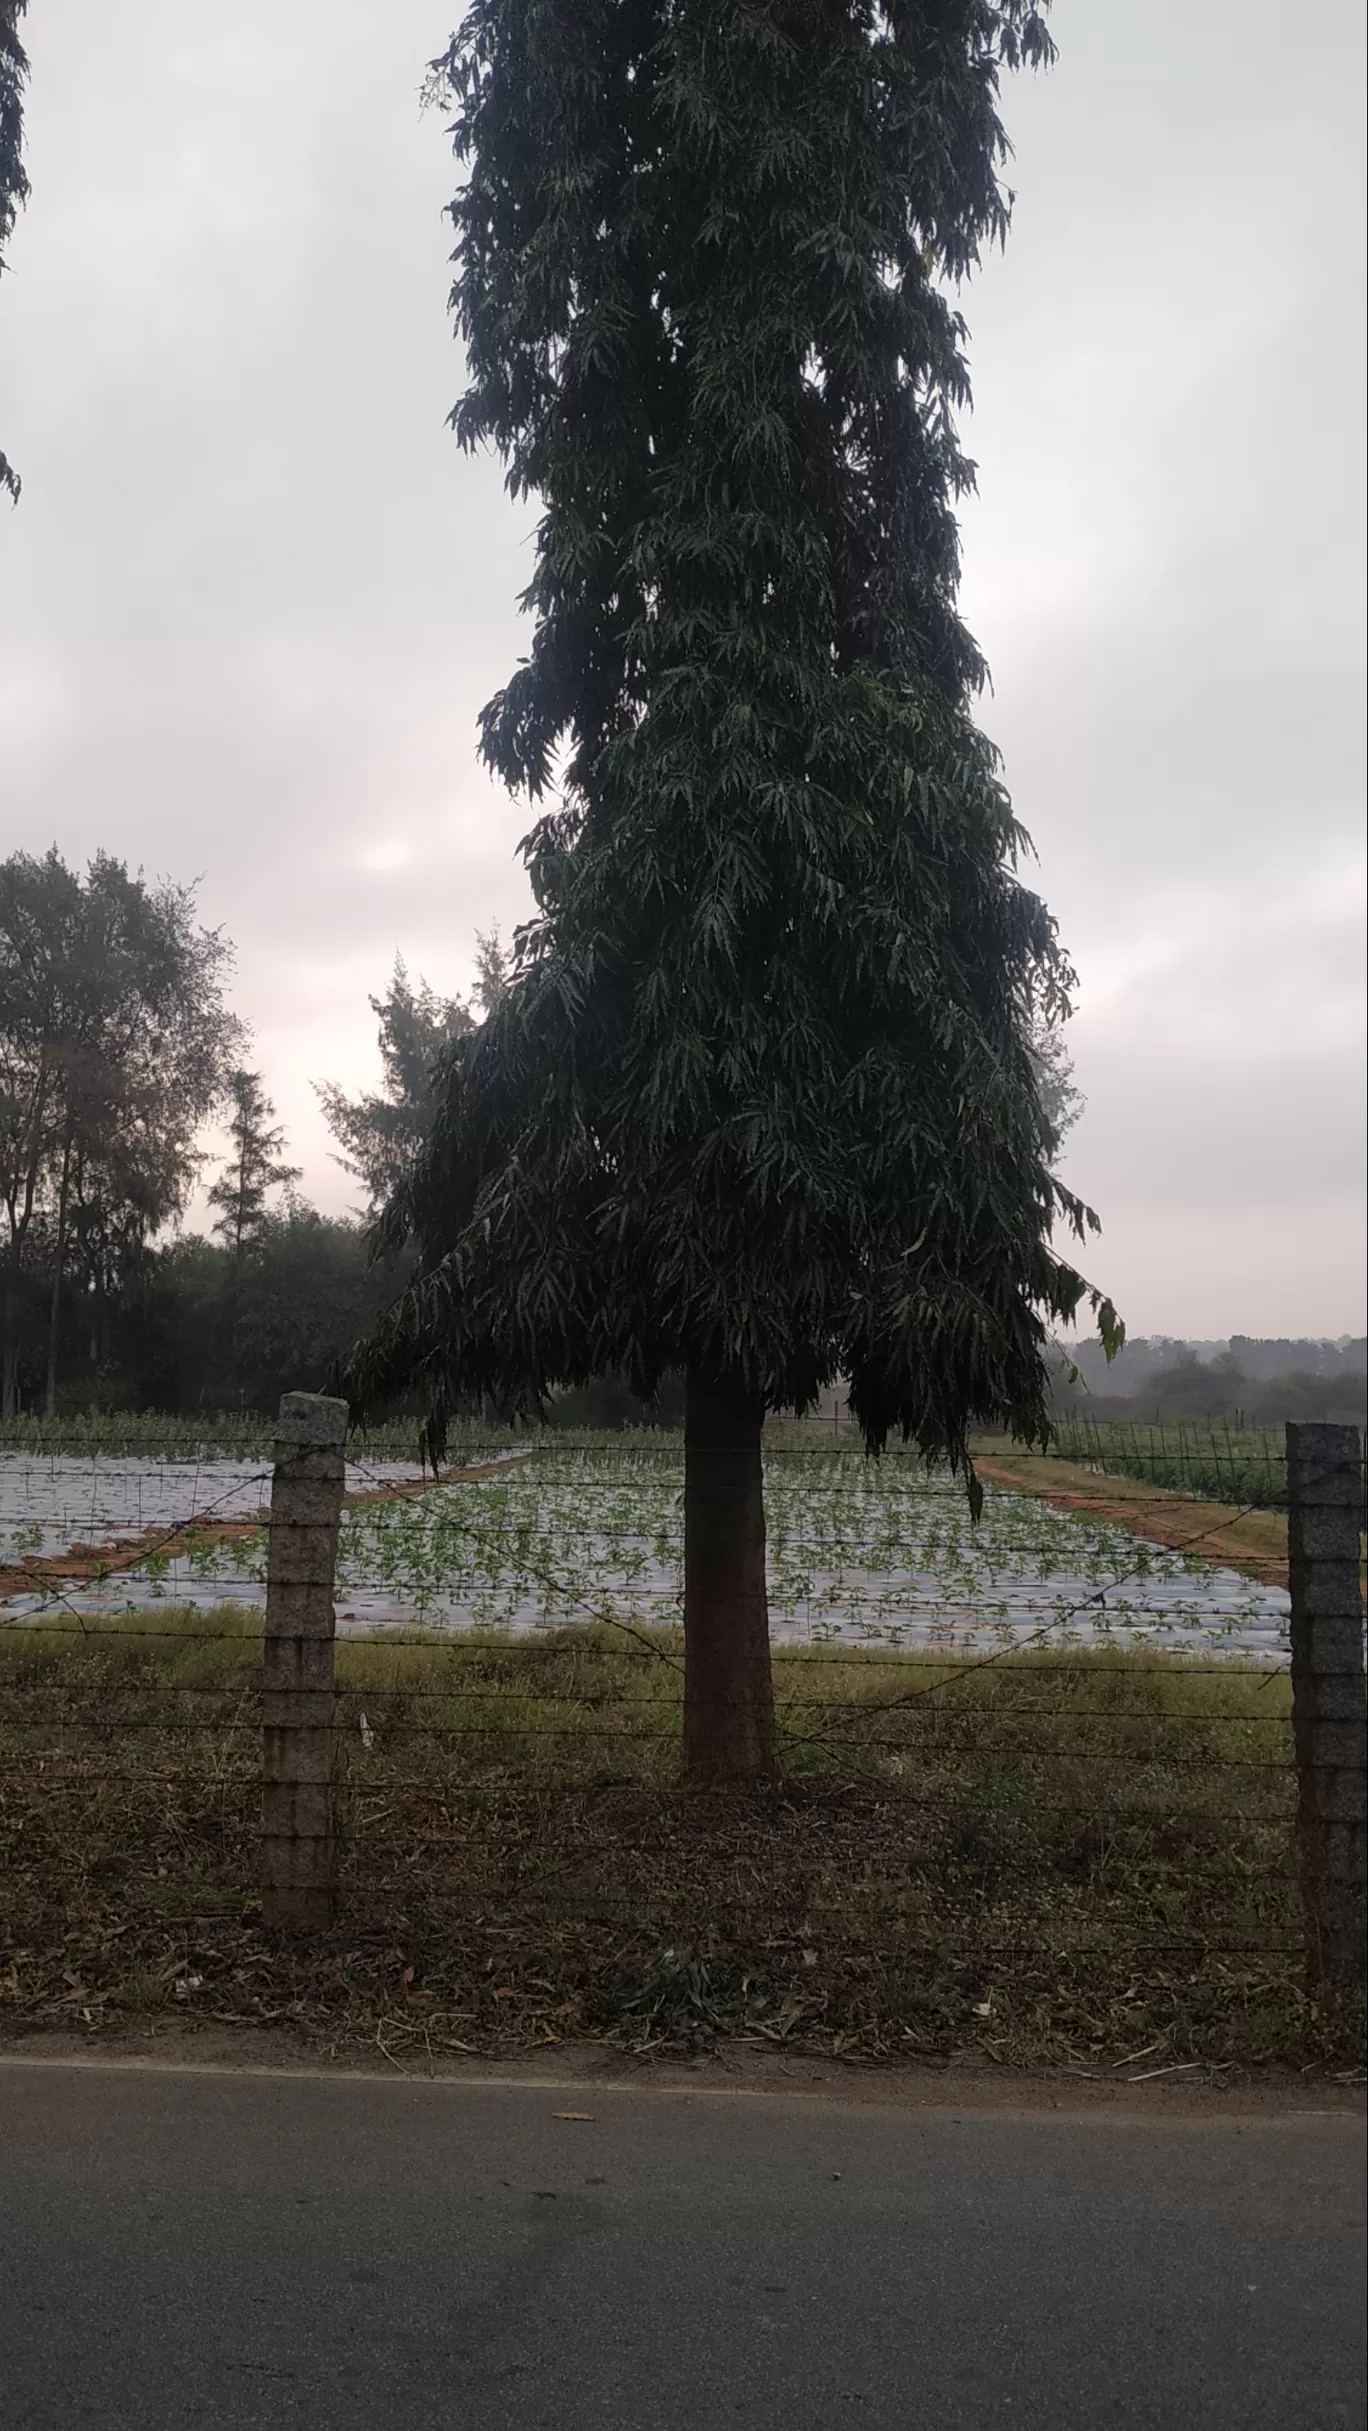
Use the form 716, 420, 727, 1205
209, 1070, 300, 1264
351, 0, 1118, 1777
209, 1070, 300, 1397
317, 959, 475, 1216
317, 934, 512, 1214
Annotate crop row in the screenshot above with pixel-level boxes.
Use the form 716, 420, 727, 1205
9, 1450, 1288, 1656
1050, 1420, 1290, 1511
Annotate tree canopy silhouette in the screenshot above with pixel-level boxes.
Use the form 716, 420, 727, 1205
348, 0, 1119, 1776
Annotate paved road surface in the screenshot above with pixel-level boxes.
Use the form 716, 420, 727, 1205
1, 2060, 1363, 2429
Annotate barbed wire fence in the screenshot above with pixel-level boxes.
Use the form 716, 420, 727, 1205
0, 1398, 1362, 2058
1049, 1415, 1292, 1510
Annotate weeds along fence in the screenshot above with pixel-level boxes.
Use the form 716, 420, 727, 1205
0, 1397, 1362, 2063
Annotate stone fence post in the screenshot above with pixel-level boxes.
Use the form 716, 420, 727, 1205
1286, 1422, 1366, 1983
260, 1391, 348, 1929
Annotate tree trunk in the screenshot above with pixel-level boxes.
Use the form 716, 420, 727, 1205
682, 1374, 775, 1782
44, 1134, 74, 1418
1, 1250, 18, 1420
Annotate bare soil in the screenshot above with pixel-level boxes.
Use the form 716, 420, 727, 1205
976, 1452, 1289, 1587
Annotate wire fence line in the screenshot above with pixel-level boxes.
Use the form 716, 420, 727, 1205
0, 1437, 1297, 1655
1048, 1417, 1297, 1510
0, 1402, 1363, 2062
0, 1404, 1319, 1482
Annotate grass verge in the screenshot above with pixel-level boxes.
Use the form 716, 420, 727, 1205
0, 1605, 1357, 2073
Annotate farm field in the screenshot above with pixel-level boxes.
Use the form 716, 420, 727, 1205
1, 1442, 1290, 1661
2, 1429, 1355, 2068
973, 1445, 1290, 1588
1049, 1419, 1290, 1510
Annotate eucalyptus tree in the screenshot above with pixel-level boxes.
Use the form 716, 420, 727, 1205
352, 0, 1118, 1778
0, 849, 236, 1417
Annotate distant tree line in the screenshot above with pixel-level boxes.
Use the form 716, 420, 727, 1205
1052, 1336, 1367, 1429
28, 847, 1330, 1439
0, 848, 523, 1418
0, 854, 761, 1428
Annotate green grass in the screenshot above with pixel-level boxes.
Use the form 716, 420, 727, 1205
2, 1602, 1352, 2072
0, 1595, 1296, 1767
1049, 1420, 1290, 1511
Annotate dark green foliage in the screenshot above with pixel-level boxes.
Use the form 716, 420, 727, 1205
0, 849, 238, 1416
0, 2, 25, 263
207, 1069, 302, 1398
316, 944, 510, 1216
1, 0, 29, 504
0, 896, 432, 1417
134, 1213, 402, 1416
358, 3, 1120, 1455
5, 1211, 406, 1424
207, 1070, 301, 1262
545, 1369, 688, 1431
1137, 1354, 1368, 1431
1050, 1419, 1292, 1511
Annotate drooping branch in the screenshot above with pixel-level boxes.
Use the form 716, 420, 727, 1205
0, 0, 30, 504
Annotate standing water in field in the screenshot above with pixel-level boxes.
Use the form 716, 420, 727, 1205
0, 1450, 1290, 1661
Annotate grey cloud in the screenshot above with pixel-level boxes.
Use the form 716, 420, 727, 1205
2, 0, 1363, 1328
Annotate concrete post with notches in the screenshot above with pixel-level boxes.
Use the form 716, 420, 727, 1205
260, 1392, 348, 1928
1286, 1422, 1366, 1985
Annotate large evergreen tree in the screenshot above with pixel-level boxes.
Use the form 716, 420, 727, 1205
351, 0, 1118, 1777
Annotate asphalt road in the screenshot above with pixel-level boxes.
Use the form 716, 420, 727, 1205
0, 2060, 1363, 2430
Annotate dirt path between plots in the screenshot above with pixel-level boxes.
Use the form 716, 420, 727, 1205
976, 1454, 1289, 1588
0, 1450, 534, 1611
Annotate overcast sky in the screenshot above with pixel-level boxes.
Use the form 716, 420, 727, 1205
2, 0, 1364, 1339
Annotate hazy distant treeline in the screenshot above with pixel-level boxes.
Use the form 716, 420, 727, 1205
1055, 1337, 1367, 1428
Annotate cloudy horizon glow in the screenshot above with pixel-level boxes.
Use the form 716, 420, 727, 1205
2, 0, 1364, 1340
